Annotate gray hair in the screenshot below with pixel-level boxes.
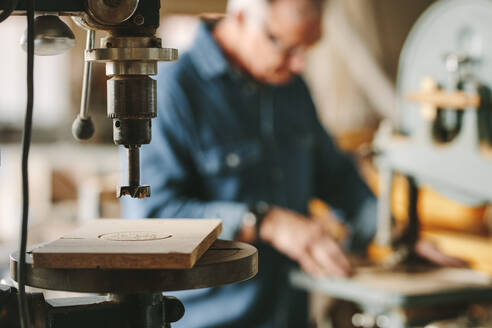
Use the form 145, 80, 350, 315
226, 0, 269, 26
227, 0, 324, 26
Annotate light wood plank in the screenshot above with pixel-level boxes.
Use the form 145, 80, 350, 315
31, 219, 222, 269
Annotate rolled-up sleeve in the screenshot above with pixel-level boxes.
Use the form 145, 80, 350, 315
121, 77, 248, 240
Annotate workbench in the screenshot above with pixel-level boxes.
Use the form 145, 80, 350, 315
290, 266, 492, 327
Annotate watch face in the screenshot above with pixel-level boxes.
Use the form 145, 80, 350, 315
243, 212, 258, 227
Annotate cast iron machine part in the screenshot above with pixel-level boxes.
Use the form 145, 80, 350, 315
0, 283, 185, 328
1, 0, 178, 199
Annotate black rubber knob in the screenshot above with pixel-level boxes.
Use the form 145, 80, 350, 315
163, 296, 185, 323
72, 115, 95, 141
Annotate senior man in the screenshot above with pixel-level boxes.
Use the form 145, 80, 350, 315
123, 0, 379, 326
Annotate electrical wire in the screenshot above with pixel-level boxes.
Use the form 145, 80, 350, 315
17, 0, 34, 327
0, 0, 19, 23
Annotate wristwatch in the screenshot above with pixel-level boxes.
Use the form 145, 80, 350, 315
242, 201, 270, 240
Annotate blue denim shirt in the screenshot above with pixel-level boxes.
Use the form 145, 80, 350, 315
122, 22, 377, 328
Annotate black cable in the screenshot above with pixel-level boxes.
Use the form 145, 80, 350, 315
0, 0, 19, 23
17, 0, 34, 327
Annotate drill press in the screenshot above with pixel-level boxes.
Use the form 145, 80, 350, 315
4, 0, 178, 199
75, 0, 178, 199
0, 2, 258, 327
291, 1, 492, 327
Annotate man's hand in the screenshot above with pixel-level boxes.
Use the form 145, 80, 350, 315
259, 207, 352, 277
415, 239, 469, 268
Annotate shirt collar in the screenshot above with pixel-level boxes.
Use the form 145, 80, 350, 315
189, 21, 229, 79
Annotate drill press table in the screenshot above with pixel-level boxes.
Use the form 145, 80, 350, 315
8, 239, 257, 328
11, 239, 257, 293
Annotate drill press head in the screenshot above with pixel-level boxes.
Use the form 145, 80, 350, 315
74, 0, 177, 198
85, 36, 177, 198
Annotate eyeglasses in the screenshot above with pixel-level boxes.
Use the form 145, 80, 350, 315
264, 25, 307, 59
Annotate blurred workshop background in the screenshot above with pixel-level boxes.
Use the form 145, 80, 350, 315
1, 0, 492, 327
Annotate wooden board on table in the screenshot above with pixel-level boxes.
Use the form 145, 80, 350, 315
291, 265, 492, 308
31, 219, 222, 269
353, 265, 492, 295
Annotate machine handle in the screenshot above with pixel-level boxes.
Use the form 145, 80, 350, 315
72, 29, 96, 141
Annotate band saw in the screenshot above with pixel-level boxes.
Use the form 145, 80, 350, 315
292, 1, 492, 327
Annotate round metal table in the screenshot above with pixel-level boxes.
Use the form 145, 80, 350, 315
10, 239, 257, 293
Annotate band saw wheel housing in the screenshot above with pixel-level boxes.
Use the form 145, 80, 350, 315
397, 0, 492, 146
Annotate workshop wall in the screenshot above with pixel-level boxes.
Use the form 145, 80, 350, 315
0, 17, 72, 130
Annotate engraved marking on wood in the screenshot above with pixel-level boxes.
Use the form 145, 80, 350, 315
98, 231, 173, 242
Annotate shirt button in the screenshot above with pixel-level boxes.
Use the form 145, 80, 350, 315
226, 153, 241, 168
243, 82, 257, 95
272, 168, 283, 181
